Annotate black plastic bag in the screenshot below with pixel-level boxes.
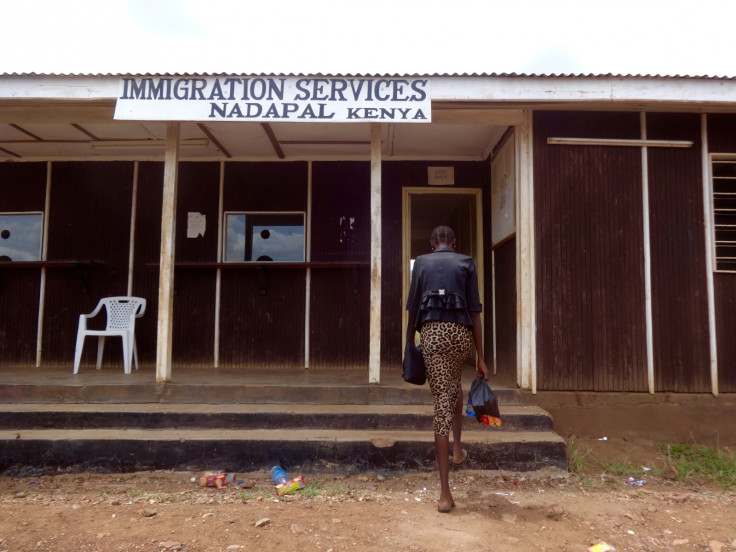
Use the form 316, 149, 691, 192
467, 377, 502, 426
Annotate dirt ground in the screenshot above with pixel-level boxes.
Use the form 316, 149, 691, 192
2, 397, 736, 552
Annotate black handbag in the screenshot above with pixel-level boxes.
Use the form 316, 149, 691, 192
402, 341, 426, 385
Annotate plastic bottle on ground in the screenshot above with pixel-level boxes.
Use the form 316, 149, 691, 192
270, 466, 289, 485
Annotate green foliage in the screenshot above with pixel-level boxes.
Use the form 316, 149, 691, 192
127, 489, 175, 501
237, 488, 273, 501
599, 459, 639, 476
661, 443, 736, 489
566, 436, 592, 474
303, 478, 350, 497
237, 478, 351, 501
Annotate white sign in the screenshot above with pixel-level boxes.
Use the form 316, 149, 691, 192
428, 166, 455, 186
491, 137, 515, 244
114, 76, 431, 123
187, 212, 206, 238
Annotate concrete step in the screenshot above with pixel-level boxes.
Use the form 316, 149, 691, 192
0, 382, 519, 405
0, 428, 567, 475
0, 377, 568, 476
0, 403, 553, 432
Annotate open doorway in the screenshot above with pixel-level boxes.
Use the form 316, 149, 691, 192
401, 188, 485, 346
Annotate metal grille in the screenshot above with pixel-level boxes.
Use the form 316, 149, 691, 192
712, 159, 736, 271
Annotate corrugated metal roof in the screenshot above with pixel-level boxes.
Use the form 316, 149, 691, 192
2, 71, 735, 80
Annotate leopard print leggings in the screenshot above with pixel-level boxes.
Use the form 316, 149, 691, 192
420, 320, 473, 436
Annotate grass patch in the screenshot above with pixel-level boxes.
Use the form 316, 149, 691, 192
237, 488, 274, 501
237, 478, 354, 501
599, 459, 639, 476
128, 489, 176, 501
302, 478, 351, 497
660, 443, 736, 489
566, 436, 593, 474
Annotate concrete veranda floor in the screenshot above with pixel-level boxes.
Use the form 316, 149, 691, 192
0, 363, 512, 388
0, 363, 518, 406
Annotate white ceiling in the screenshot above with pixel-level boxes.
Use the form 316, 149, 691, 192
0, 110, 511, 162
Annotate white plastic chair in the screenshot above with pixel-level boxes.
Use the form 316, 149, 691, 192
73, 296, 147, 375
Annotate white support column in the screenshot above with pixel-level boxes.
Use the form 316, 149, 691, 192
369, 123, 382, 384
36, 161, 52, 367
156, 122, 180, 382
127, 161, 139, 296
640, 113, 656, 394
491, 249, 498, 374
305, 161, 313, 369
701, 114, 719, 396
214, 161, 224, 369
516, 111, 537, 392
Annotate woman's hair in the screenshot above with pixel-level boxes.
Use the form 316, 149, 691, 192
430, 225, 456, 246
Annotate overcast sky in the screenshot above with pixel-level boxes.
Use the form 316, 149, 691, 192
2, 0, 735, 77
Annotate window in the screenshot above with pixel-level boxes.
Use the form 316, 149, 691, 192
712, 157, 736, 272
223, 212, 305, 262
0, 212, 43, 262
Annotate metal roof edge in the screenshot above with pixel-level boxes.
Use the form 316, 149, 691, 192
1, 71, 735, 80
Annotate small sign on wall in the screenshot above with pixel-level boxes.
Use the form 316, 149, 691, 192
187, 212, 206, 238
427, 166, 455, 186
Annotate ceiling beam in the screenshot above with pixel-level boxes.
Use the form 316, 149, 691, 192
0, 146, 21, 158
197, 123, 231, 158
9, 123, 43, 140
71, 123, 100, 140
261, 123, 285, 159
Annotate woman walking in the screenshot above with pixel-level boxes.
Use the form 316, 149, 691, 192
406, 225, 489, 513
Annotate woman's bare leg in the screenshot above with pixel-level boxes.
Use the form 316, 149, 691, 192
434, 433, 453, 512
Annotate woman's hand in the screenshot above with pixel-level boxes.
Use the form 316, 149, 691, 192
469, 312, 488, 380
476, 357, 489, 380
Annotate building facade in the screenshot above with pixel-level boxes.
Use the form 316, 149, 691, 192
1, 73, 735, 394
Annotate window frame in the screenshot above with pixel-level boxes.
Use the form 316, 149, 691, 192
222, 210, 307, 263
0, 211, 44, 262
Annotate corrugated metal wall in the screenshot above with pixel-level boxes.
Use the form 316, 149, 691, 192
708, 114, 736, 393
646, 113, 710, 392
534, 111, 648, 391
493, 239, 516, 381
310, 162, 370, 368
0, 162, 47, 365
218, 162, 308, 368
535, 111, 721, 393
2, 114, 732, 392
379, 162, 405, 367
2, 158, 490, 373
131, 162, 163, 366
171, 162, 221, 366
44, 162, 135, 368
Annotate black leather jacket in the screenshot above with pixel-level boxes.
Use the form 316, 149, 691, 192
406, 245, 482, 331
